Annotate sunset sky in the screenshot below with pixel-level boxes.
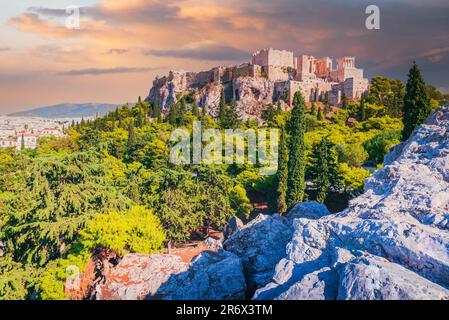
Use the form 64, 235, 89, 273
0, 0, 448, 113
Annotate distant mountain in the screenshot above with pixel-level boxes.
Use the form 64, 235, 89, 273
8, 103, 123, 118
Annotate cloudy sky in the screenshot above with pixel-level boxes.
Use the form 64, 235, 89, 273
0, 0, 448, 113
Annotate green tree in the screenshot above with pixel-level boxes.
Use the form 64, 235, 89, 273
1, 152, 132, 266
20, 134, 25, 150
309, 136, 340, 203
127, 121, 137, 149
218, 88, 226, 124
317, 107, 324, 121
402, 62, 431, 141
191, 101, 200, 117
222, 99, 241, 129
341, 92, 348, 109
287, 91, 307, 207
310, 102, 316, 116
359, 94, 366, 121
275, 129, 288, 214
168, 104, 179, 126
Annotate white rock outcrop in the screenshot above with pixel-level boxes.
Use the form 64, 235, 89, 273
253, 105, 449, 300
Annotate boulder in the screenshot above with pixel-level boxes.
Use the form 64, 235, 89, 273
338, 255, 449, 300
156, 251, 246, 300
223, 214, 293, 292
287, 201, 331, 220
95, 254, 188, 300
222, 216, 244, 241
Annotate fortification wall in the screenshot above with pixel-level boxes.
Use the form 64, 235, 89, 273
252, 49, 294, 68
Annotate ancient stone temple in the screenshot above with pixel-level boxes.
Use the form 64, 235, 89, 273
146, 48, 370, 119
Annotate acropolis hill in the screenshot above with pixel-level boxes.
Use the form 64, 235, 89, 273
146, 48, 369, 119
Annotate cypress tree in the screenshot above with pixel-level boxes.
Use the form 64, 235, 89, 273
276, 128, 288, 214
202, 105, 208, 118
218, 88, 226, 123
359, 94, 366, 121
309, 136, 340, 203
191, 101, 200, 117
168, 104, 179, 125
286, 91, 307, 207
317, 107, 324, 121
224, 99, 241, 128
341, 92, 348, 109
391, 80, 405, 118
21, 134, 25, 150
135, 108, 144, 128
402, 62, 431, 140
310, 102, 316, 116
127, 121, 137, 149
276, 101, 282, 112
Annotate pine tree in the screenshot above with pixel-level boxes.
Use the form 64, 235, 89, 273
309, 136, 340, 203
286, 91, 307, 207
223, 99, 241, 128
402, 62, 431, 141
276, 128, 288, 214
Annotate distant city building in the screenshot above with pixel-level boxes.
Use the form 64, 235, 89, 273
0, 117, 66, 150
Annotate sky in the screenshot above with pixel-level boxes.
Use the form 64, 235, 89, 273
0, 0, 448, 113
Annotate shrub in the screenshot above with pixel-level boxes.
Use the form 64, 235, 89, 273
338, 163, 370, 192
363, 131, 401, 164
80, 206, 165, 256
338, 143, 369, 167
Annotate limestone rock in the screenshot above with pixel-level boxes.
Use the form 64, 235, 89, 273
95, 250, 246, 300
222, 216, 244, 241
156, 251, 246, 300
338, 255, 449, 300
95, 254, 188, 300
223, 214, 293, 292
232, 77, 275, 120
287, 202, 331, 220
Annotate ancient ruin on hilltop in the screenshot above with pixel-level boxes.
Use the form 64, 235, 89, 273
146, 48, 370, 119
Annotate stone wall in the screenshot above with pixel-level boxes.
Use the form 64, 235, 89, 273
252, 49, 294, 68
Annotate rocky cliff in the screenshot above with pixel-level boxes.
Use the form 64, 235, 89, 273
145, 70, 283, 120
92, 105, 449, 300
